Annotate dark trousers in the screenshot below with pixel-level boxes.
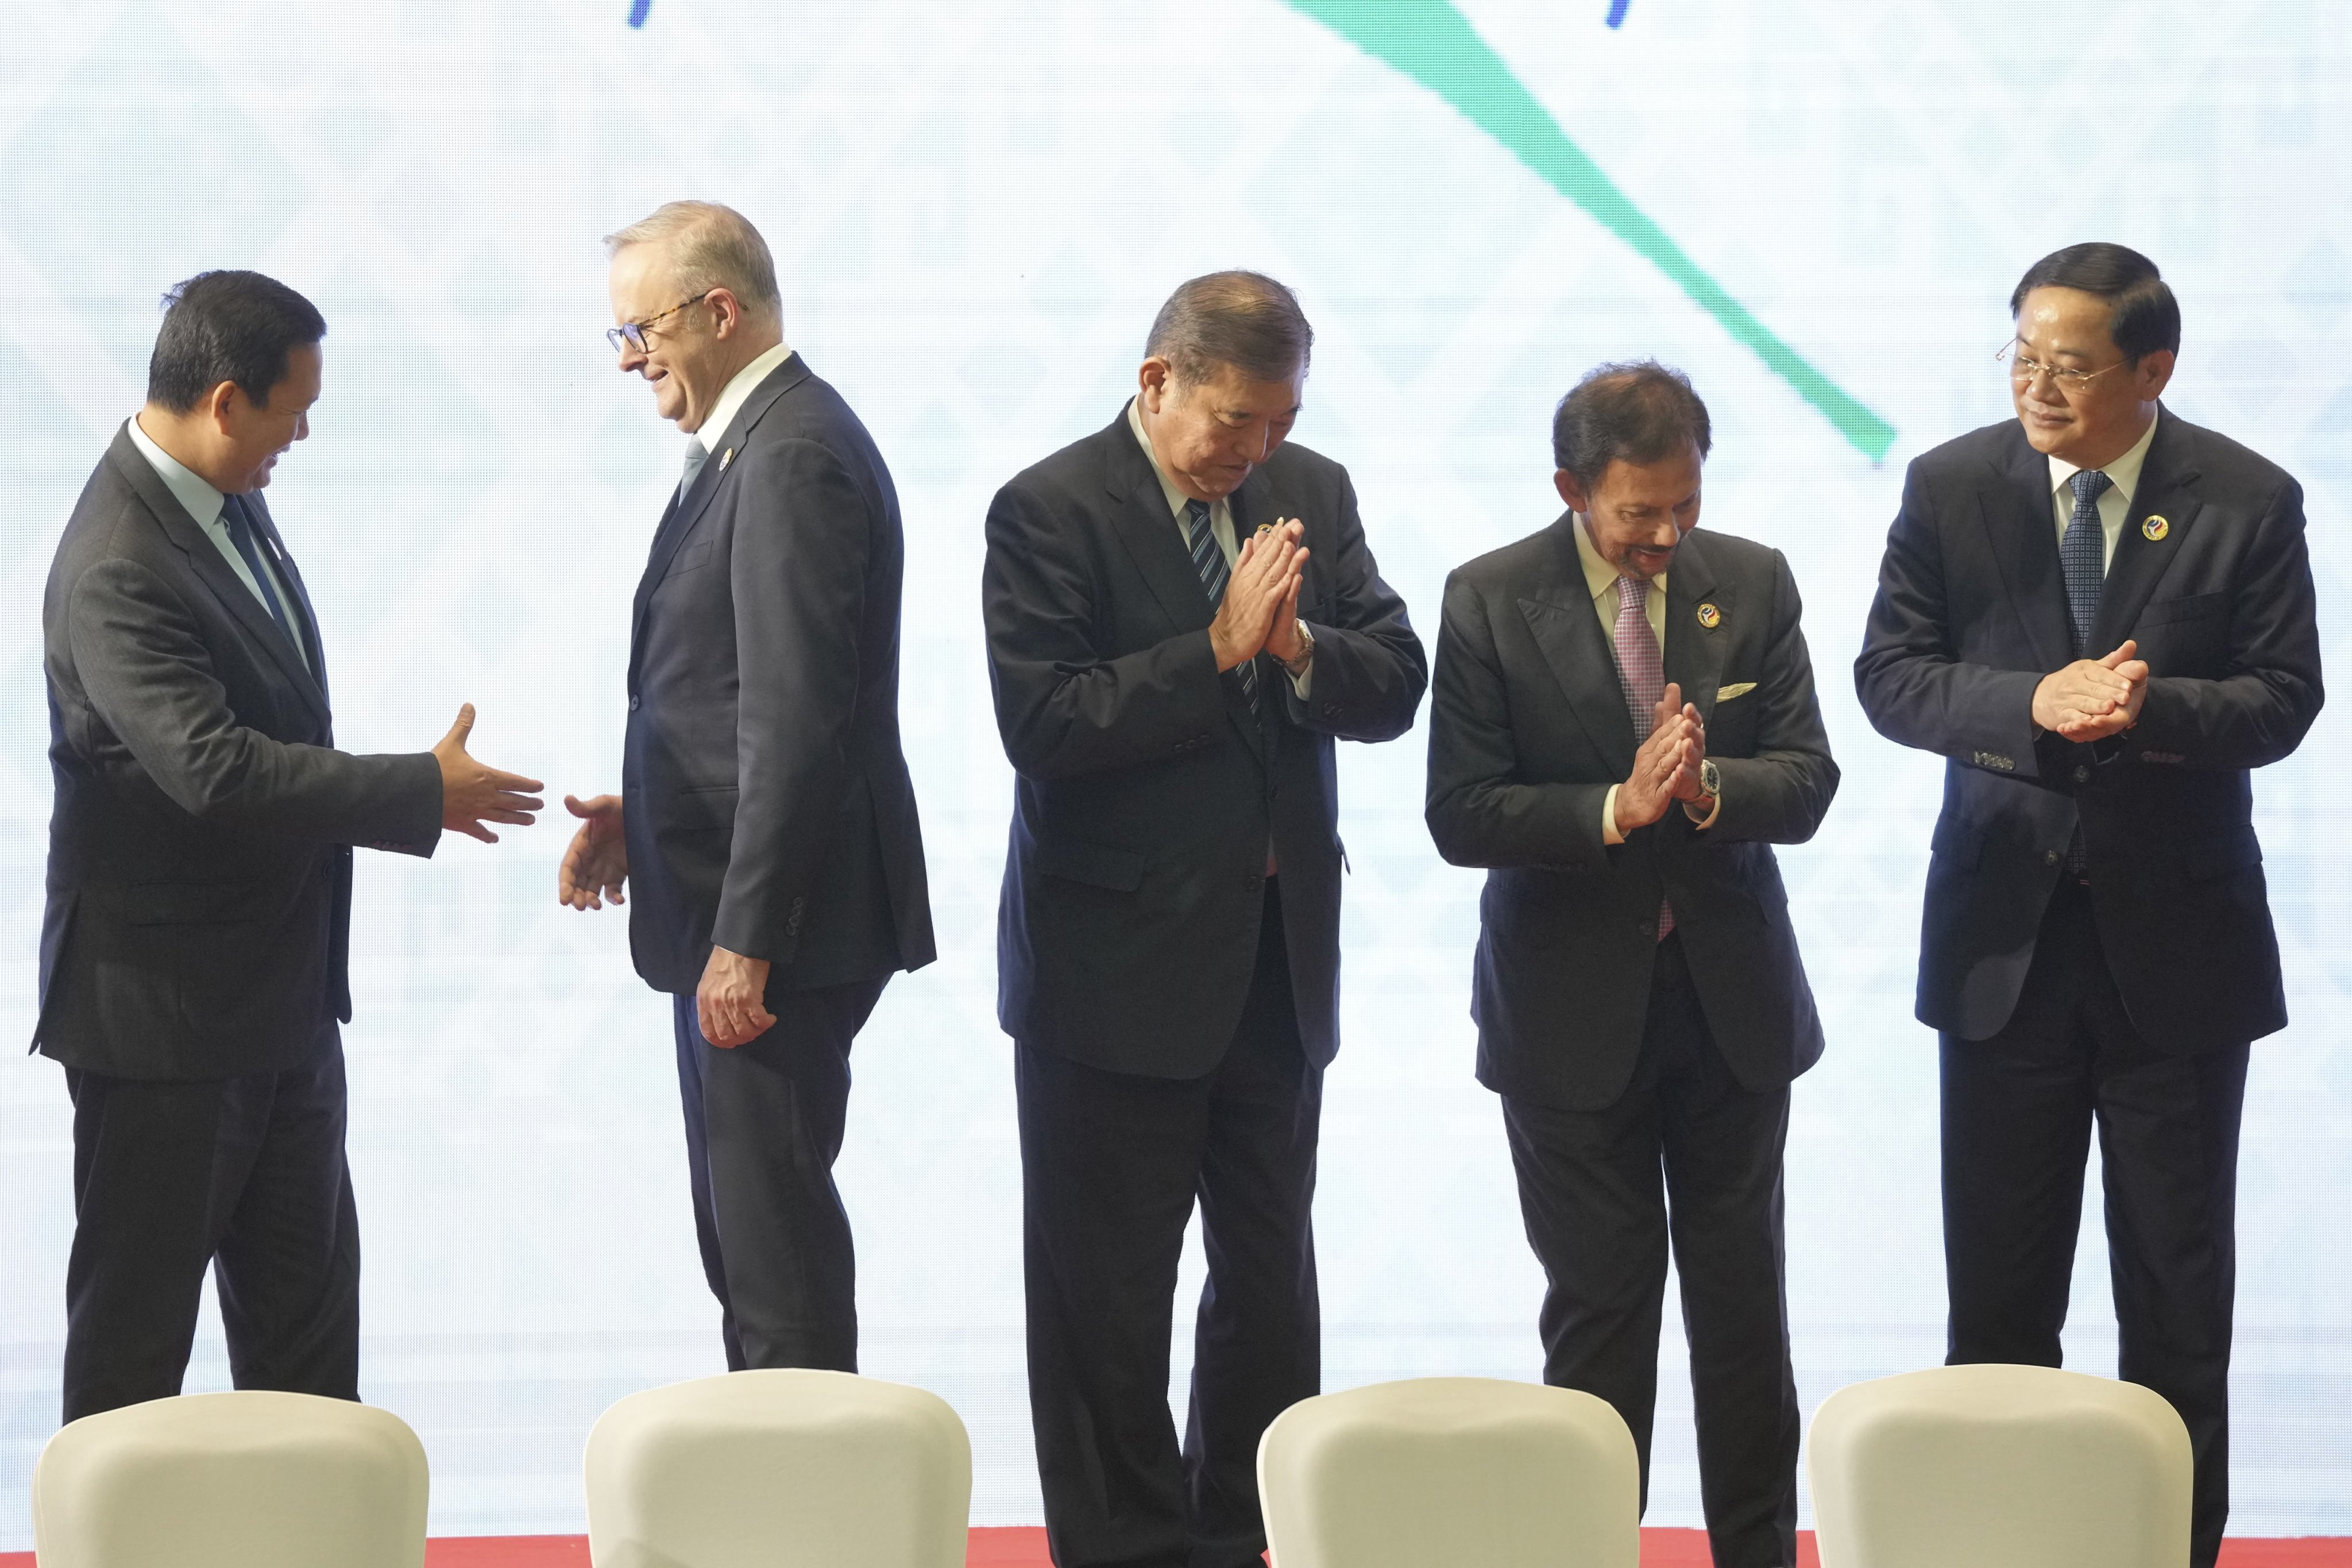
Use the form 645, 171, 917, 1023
1018, 880, 1322, 1568
1942, 879, 2247, 1568
61, 1024, 361, 1424
1501, 934, 1799, 1568
671, 974, 886, 1373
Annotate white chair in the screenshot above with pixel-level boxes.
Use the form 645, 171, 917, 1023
585, 1369, 971, 1568
1257, 1376, 1640, 1568
32, 1390, 428, 1568
1808, 1364, 2192, 1568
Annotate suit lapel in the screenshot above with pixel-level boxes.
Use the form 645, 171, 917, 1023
1662, 534, 1728, 725
1976, 426, 2074, 671
2091, 409, 2203, 654
242, 492, 330, 704
106, 432, 331, 727
629, 353, 814, 651
1100, 411, 1268, 764
1519, 516, 1637, 779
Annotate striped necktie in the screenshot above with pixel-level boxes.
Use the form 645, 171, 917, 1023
1185, 497, 1256, 708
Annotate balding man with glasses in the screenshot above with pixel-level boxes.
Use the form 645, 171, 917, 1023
560, 201, 933, 1373
1857, 242, 2322, 1567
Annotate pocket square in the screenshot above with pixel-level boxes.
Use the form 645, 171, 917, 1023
1714, 682, 1757, 703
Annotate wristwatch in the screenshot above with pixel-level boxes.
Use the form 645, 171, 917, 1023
1685, 758, 1721, 820
1281, 620, 1316, 678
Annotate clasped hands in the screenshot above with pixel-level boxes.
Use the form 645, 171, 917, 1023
1208, 517, 1311, 674
2033, 639, 2148, 741
1613, 682, 1710, 836
555, 793, 773, 1049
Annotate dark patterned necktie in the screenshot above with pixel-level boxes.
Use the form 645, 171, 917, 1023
221, 495, 302, 658
1612, 574, 1673, 941
1185, 497, 1256, 708
2061, 469, 2112, 654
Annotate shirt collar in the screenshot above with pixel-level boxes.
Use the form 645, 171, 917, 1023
2048, 406, 2160, 508
125, 413, 225, 529
1129, 396, 1221, 522
1572, 513, 1664, 601
690, 339, 794, 459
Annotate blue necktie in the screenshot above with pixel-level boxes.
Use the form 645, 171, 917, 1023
1185, 497, 1256, 709
221, 495, 302, 657
2061, 469, 2111, 654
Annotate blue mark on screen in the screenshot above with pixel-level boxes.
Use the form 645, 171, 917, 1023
628, 0, 650, 26
1606, 0, 1629, 25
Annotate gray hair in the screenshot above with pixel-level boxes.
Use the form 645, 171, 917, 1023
603, 200, 781, 318
1145, 271, 1314, 385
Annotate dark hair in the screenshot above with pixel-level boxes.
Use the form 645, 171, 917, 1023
1145, 271, 1314, 384
1551, 360, 1712, 487
146, 271, 327, 414
2009, 243, 2180, 365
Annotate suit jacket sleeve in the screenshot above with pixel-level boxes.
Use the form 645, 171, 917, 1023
2131, 474, 2323, 767
1706, 548, 1839, 844
1280, 470, 1427, 742
66, 557, 441, 850
711, 437, 870, 963
983, 480, 1229, 781
1855, 458, 2052, 781
1424, 569, 1613, 871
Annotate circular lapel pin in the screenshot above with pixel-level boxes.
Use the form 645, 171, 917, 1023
2142, 514, 2168, 541
1696, 603, 1722, 629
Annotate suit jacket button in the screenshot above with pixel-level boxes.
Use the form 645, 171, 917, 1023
1637, 919, 1656, 938
2073, 764, 2091, 784
2044, 849, 2061, 866
628, 694, 642, 711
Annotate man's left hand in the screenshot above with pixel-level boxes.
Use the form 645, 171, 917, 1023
1667, 701, 1709, 800
697, 945, 775, 1049
1260, 518, 1312, 667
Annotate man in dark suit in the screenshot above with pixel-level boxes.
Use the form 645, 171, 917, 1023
38, 269, 544, 1422
1426, 362, 1837, 1568
560, 202, 933, 1374
1856, 243, 2321, 1567
983, 271, 1425, 1568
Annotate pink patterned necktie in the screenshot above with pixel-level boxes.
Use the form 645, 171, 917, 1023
1612, 575, 1674, 941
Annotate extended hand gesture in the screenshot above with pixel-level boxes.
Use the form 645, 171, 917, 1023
1209, 519, 1308, 673
1614, 682, 1702, 834
432, 704, 544, 843
558, 794, 628, 910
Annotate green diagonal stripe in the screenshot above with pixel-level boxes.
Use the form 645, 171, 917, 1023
1288, 0, 1897, 462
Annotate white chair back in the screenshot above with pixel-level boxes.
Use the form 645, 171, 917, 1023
585, 1368, 971, 1568
1256, 1376, 1640, 1568
32, 1390, 428, 1568
1808, 1363, 2193, 1568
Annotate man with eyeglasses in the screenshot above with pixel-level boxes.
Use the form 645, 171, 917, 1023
1856, 242, 2321, 1566
559, 200, 933, 1373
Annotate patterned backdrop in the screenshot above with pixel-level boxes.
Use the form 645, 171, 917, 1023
1, 0, 2346, 1544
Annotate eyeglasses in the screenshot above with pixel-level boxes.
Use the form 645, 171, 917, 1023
606, 291, 714, 354
1996, 339, 2126, 393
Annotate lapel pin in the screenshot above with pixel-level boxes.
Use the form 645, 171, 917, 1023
719, 446, 735, 472
1696, 603, 1722, 629
2142, 514, 2168, 541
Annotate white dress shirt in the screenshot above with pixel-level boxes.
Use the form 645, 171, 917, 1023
1571, 515, 1717, 843
125, 414, 308, 670
2048, 407, 2160, 573
683, 339, 795, 478
1126, 397, 1311, 699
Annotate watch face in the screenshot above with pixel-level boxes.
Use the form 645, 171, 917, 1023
1702, 759, 1721, 792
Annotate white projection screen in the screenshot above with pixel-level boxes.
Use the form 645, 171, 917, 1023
2, 0, 2347, 1545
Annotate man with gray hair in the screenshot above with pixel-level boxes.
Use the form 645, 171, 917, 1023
560, 201, 934, 1373
1426, 362, 1836, 1568
983, 271, 1426, 1567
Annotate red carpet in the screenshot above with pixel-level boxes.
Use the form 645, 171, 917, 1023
1, 1529, 2343, 1563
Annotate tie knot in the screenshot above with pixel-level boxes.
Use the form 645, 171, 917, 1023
2070, 468, 2112, 507
1184, 497, 1212, 528
1616, 574, 1647, 610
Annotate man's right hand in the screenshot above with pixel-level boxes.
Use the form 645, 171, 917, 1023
1208, 520, 1308, 673
433, 704, 544, 843
1614, 683, 1701, 835
2033, 640, 2149, 740
558, 793, 629, 910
